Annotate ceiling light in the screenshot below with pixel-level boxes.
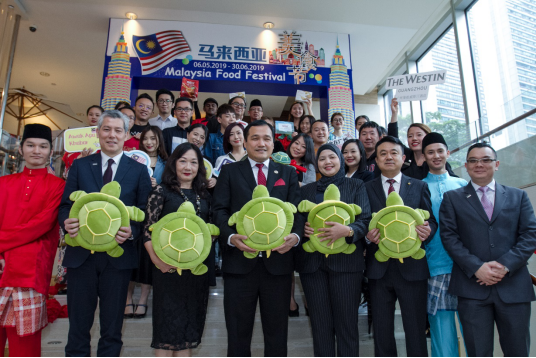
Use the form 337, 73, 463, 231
263, 22, 274, 29
40, 72, 50, 77
125, 12, 138, 20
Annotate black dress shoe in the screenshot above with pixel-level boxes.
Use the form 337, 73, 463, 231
215, 265, 222, 277
289, 303, 299, 317
124, 303, 135, 319
134, 304, 147, 319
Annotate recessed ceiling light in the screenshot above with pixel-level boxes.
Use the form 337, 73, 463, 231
40, 72, 50, 77
263, 22, 274, 29
125, 12, 138, 20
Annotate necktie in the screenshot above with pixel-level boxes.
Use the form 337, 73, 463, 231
256, 163, 266, 186
387, 179, 396, 194
103, 158, 115, 185
478, 186, 493, 221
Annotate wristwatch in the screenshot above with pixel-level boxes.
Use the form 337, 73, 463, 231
347, 227, 354, 238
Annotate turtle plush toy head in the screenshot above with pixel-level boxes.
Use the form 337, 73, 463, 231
64, 181, 145, 257
298, 184, 361, 257
368, 192, 429, 263
149, 201, 219, 275
228, 185, 297, 259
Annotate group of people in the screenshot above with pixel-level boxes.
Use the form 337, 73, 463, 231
0, 90, 534, 358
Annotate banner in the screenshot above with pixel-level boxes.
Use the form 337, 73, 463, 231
386, 70, 447, 102
64, 126, 100, 153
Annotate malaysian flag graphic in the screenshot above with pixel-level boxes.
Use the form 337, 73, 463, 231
132, 30, 191, 75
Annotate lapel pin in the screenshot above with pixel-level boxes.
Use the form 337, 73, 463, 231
466, 194, 471, 198
92, 163, 97, 165
274, 170, 278, 174
408, 182, 411, 185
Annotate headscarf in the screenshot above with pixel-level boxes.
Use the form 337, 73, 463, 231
316, 143, 346, 192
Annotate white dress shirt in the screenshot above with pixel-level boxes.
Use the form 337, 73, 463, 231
248, 157, 270, 183
149, 114, 177, 130
472, 179, 496, 207
101, 151, 124, 181
381, 172, 403, 198
228, 157, 300, 250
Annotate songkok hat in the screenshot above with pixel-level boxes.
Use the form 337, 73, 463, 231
422, 132, 447, 153
204, 97, 218, 106
22, 123, 52, 143
250, 99, 262, 109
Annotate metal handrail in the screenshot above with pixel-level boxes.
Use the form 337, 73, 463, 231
450, 107, 536, 154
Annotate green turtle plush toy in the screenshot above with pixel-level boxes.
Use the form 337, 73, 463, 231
368, 192, 429, 263
298, 184, 362, 257
271, 152, 291, 165
65, 181, 145, 257
228, 185, 297, 258
149, 201, 219, 275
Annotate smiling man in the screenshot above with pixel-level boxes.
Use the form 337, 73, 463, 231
420, 133, 467, 357
212, 120, 304, 356
59, 110, 151, 356
0, 124, 65, 356
149, 88, 177, 130
162, 97, 193, 156
131, 93, 154, 137
364, 135, 437, 357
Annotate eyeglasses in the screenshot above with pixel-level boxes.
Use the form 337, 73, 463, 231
467, 158, 497, 164
137, 104, 153, 111
158, 99, 173, 104
175, 107, 192, 112
231, 102, 246, 108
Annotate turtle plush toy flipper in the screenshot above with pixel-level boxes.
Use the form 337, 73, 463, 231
375, 250, 390, 262
228, 212, 239, 226
415, 208, 430, 221
302, 241, 316, 253
64, 234, 79, 247
343, 244, 357, 254
69, 190, 87, 202
286, 203, 297, 214
192, 264, 208, 275
244, 251, 259, 259
208, 224, 220, 237
298, 200, 316, 213
412, 248, 426, 260
350, 204, 362, 216
107, 245, 124, 258
127, 206, 145, 222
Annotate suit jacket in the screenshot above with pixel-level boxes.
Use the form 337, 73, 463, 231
440, 182, 536, 303
295, 178, 372, 273
58, 153, 152, 270
212, 159, 304, 275
365, 174, 437, 281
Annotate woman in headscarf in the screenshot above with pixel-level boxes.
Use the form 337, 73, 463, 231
296, 143, 372, 357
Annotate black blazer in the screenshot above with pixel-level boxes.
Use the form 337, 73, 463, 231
212, 159, 304, 275
440, 182, 536, 303
295, 178, 372, 273
365, 174, 437, 281
58, 153, 152, 270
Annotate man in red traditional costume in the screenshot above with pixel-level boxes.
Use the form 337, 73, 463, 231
0, 123, 65, 356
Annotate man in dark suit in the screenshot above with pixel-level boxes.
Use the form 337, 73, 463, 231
59, 110, 152, 356
365, 136, 437, 357
440, 142, 536, 357
212, 120, 303, 357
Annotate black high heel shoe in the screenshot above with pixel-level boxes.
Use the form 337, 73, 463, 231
124, 303, 135, 319
133, 304, 148, 319
289, 303, 299, 317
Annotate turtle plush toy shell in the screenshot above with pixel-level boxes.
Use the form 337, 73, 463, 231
368, 192, 429, 263
65, 181, 145, 257
298, 184, 361, 257
149, 201, 219, 275
228, 185, 297, 258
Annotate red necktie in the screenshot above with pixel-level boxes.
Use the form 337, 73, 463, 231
256, 163, 266, 186
387, 179, 396, 194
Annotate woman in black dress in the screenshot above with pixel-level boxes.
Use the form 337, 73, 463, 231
342, 139, 374, 183
142, 142, 213, 356
296, 143, 372, 357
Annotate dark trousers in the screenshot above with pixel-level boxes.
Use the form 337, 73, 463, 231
369, 262, 428, 357
458, 286, 531, 357
223, 260, 292, 357
300, 263, 362, 357
65, 252, 132, 357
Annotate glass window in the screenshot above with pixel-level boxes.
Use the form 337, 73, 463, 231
467, 0, 536, 148
417, 27, 469, 152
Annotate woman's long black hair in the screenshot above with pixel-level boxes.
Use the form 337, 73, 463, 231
286, 133, 315, 167
341, 139, 367, 174
161, 142, 208, 198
